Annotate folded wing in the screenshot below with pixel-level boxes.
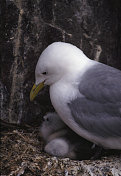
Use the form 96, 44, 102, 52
68, 64, 121, 138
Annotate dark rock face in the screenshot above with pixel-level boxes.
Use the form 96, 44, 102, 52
0, 0, 121, 124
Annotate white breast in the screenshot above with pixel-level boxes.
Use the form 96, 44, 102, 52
50, 81, 78, 123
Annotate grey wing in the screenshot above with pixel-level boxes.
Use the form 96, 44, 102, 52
68, 64, 121, 138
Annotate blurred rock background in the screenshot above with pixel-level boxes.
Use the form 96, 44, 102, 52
0, 0, 121, 125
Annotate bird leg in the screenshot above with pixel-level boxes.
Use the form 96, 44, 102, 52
91, 144, 104, 160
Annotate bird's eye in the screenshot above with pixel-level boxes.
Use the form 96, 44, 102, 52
42, 72, 47, 75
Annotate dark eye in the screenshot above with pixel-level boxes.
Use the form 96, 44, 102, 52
42, 72, 47, 75
46, 118, 49, 121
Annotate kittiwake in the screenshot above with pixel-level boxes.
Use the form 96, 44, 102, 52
30, 42, 121, 149
40, 112, 93, 159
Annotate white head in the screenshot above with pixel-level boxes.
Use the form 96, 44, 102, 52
30, 42, 89, 101
35, 42, 85, 85
40, 112, 66, 140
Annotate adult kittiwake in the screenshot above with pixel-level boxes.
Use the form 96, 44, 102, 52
30, 42, 121, 149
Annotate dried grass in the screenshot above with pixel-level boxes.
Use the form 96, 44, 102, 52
1, 124, 121, 176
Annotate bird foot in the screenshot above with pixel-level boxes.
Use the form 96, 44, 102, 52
91, 145, 103, 160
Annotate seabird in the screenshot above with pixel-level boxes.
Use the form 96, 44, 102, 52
40, 112, 93, 159
30, 42, 121, 149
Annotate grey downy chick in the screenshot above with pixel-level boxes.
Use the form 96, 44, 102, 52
40, 112, 93, 160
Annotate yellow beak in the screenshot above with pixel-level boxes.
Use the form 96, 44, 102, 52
30, 82, 44, 101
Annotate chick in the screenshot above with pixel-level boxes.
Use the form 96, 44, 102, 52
40, 112, 93, 160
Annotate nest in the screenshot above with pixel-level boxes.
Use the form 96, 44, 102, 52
0, 124, 84, 176
1, 121, 121, 176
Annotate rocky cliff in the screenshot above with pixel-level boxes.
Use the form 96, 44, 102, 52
1, 0, 121, 124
